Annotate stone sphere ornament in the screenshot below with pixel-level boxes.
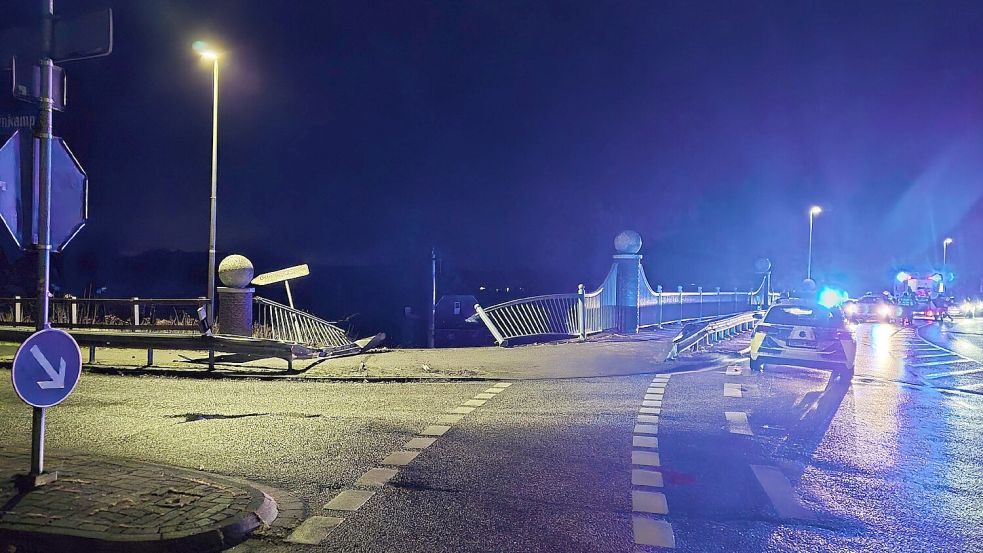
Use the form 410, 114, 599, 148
218, 255, 255, 288
614, 230, 643, 254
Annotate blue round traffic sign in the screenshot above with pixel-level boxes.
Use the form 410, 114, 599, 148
11, 328, 82, 408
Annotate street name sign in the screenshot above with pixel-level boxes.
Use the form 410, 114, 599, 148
252, 264, 311, 286
12, 328, 82, 408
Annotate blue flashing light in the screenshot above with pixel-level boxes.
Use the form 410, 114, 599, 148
818, 287, 848, 308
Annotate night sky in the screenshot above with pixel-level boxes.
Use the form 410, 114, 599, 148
3, 1, 983, 314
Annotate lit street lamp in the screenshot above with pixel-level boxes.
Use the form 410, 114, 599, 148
942, 237, 953, 293
194, 41, 221, 328
807, 205, 822, 281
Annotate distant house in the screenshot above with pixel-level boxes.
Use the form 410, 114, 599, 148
435, 295, 493, 347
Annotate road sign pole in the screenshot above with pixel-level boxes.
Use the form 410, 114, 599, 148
29, 0, 55, 485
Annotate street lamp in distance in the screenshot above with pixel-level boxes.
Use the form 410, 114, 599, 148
807, 205, 822, 281
942, 238, 953, 293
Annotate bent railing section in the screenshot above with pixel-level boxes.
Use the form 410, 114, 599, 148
669, 311, 759, 359
252, 296, 357, 352
473, 293, 582, 345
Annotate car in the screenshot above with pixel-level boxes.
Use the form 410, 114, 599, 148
842, 294, 899, 323
749, 303, 856, 372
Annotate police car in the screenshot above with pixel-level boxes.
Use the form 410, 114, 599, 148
749, 303, 856, 372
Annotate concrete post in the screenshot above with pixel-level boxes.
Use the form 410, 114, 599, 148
577, 284, 587, 340
217, 287, 254, 336
613, 254, 641, 333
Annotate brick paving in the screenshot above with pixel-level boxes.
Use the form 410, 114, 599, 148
0, 448, 277, 552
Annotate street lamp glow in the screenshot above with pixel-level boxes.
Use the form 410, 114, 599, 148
944, 237, 953, 246
807, 205, 822, 280
194, 40, 222, 331
193, 40, 221, 60
810, 205, 823, 215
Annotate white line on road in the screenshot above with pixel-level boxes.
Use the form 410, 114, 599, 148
632, 435, 659, 448
642, 400, 662, 407
911, 358, 974, 368
420, 425, 452, 436
723, 383, 743, 398
631, 469, 664, 487
404, 437, 437, 449
926, 366, 983, 379
644, 394, 663, 401
632, 450, 661, 467
491, 382, 512, 388
725, 365, 743, 376
724, 411, 753, 435
449, 406, 477, 414
324, 490, 375, 511
355, 467, 399, 487
637, 415, 660, 424
634, 424, 659, 435
483, 388, 504, 394
639, 407, 661, 414
381, 450, 420, 466
749, 465, 815, 521
461, 399, 487, 407
435, 414, 464, 424
632, 490, 669, 514
632, 516, 675, 548
285, 516, 346, 545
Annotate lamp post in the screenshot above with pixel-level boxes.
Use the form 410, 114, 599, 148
807, 206, 822, 281
195, 42, 221, 328
942, 238, 953, 293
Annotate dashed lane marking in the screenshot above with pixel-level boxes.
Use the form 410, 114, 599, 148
632, 450, 661, 467
462, 399, 487, 407
634, 424, 659, 435
483, 388, 504, 394
474, 393, 496, 399
355, 468, 399, 487
420, 425, 452, 436
381, 450, 420, 466
642, 400, 663, 407
639, 407, 661, 414
404, 437, 437, 449
911, 352, 959, 359
449, 406, 477, 414
644, 394, 663, 401
723, 383, 743, 398
632, 517, 675, 548
725, 365, 743, 376
491, 382, 512, 388
324, 490, 375, 511
926, 366, 983, 379
632, 490, 669, 514
633, 436, 659, 448
649, 382, 667, 389
631, 469, 664, 487
435, 414, 464, 424
910, 358, 974, 368
637, 415, 660, 424
750, 465, 815, 521
285, 516, 346, 545
724, 411, 753, 435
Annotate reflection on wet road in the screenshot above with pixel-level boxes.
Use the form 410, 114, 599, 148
659, 321, 983, 552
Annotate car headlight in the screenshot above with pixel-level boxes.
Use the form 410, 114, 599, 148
877, 305, 892, 317
844, 303, 858, 315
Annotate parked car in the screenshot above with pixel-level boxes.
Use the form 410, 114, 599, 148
749, 303, 856, 372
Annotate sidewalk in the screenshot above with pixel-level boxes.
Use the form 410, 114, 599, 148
0, 449, 278, 552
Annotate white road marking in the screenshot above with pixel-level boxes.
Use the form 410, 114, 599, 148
644, 394, 663, 401
637, 415, 660, 424
912, 352, 962, 359
483, 388, 504, 394
649, 382, 667, 389
632, 517, 675, 548
285, 515, 345, 545
642, 400, 662, 407
910, 358, 974, 368
632, 490, 669, 514
404, 437, 437, 449
449, 406, 477, 414
420, 425, 452, 436
355, 467, 399, 487
435, 414, 464, 424
725, 366, 743, 376
724, 411, 753, 435
723, 383, 743, 398
634, 424, 659, 435
639, 407, 661, 415
462, 399, 487, 407
632, 435, 659, 448
653, 374, 671, 380
474, 393, 496, 399
926, 366, 983, 379
631, 469, 664, 487
491, 382, 512, 388
749, 465, 815, 520
381, 450, 420, 466
324, 490, 375, 511
631, 450, 661, 466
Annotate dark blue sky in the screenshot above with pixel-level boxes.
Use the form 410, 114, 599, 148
3, 0, 983, 297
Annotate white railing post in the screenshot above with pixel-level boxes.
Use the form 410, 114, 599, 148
698, 286, 704, 320
132, 297, 140, 327
474, 304, 506, 345
70, 296, 78, 326
716, 287, 721, 316
577, 284, 586, 341
677, 286, 684, 322
14, 295, 22, 323
657, 285, 663, 327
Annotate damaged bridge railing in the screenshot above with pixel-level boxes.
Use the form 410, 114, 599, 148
252, 296, 359, 355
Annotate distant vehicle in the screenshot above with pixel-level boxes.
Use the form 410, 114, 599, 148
958, 297, 982, 318
842, 294, 899, 323
749, 303, 856, 372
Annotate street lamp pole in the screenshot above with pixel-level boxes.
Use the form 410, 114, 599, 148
807, 206, 822, 281
196, 44, 221, 328
942, 238, 953, 293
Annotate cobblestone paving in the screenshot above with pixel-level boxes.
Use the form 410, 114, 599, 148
0, 448, 274, 549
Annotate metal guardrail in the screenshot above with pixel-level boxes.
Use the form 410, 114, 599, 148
252, 296, 357, 352
473, 292, 582, 345
669, 311, 759, 359
0, 296, 206, 332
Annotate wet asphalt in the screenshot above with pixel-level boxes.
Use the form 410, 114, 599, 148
1, 320, 981, 552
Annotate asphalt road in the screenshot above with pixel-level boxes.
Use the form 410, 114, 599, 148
1, 320, 982, 552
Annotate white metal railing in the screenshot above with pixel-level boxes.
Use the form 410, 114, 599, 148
473, 293, 581, 345
669, 311, 759, 358
253, 296, 356, 351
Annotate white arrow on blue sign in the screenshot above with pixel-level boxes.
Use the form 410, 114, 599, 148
11, 328, 81, 408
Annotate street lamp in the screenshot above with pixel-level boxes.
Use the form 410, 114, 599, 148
807, 206, 822, 281
942, 237, 953, 292
194, 41, 221, 328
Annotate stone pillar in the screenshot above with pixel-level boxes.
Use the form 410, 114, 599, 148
613, 230, 643, 333
218, 287, 254, 336
217, 254, 256, 336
